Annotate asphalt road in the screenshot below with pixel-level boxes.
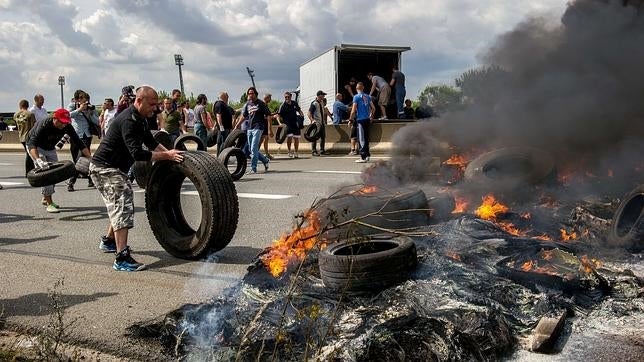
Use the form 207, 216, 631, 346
0, 150, 383, 359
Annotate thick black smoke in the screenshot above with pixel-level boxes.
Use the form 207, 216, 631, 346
392, 0, 644, 186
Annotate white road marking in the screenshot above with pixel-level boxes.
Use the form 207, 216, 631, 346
135, 189, 293, 199
305, 170, 361, 174
0, 181, 24, 185
0, 163, 14, 166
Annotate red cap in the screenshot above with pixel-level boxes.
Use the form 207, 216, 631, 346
53, 108, 71, 124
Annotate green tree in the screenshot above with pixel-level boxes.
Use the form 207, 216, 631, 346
455, 66, 509, 105
418, 84, 463, 115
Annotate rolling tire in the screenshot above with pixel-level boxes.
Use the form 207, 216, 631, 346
133, 161, 152, 189
27, 161, 76, 187
145, 151, 239, 259
608, 185, 644, 252
303, 122, 323, 142
75, 156, 91, 176
25, 155, 35, 177
218, 147, 247, 181
464, 147, 555, 185
223, 129, 247, 149
319, 235, 417, 292
275, 125, 288, 144
207, 129, 219, 147
152, 130, 173, 149
174, 133, 206, 151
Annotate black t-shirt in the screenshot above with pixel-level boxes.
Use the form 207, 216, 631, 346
26, 117, 85, 152
243, 100, 270, 131
278, 101, 301, 126
214, 100, 233, 130
91, 105, 159, 173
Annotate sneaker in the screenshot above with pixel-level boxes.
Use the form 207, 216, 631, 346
46, 204, 60, 213
366, 157, 370, 161
294, 153, 299, 159
355, 158, 368, 163
99, 235, 117, 253
267, 154, 274, 160
377, 116, 387, 121
320, 151, 330, 156
312, 151, 320, 156
263, 161, 269, 172
113, 247, 146, 272
348, 150, 357, 155
288, 151, 294, 158
246, 169, 258, 175
67, 184, 75, 192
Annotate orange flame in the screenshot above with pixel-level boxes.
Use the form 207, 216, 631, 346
452, 196, 469, 214
533, 234, 552, 241
520, 212, 531, 219
498, 221, 522, 236
445, 250, 462, 262
442, 154, 468, 170
353, 185, 379, 194
475, 194, 509, 220
261, 211, 323, 277
560, 228, 578, 241
579, 255, 602, 274
521, 260, 534, 272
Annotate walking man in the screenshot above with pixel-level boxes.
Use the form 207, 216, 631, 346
367, 72, 391, 120
160, 97, 185, 145
308, 90, 332, 156
27, 109, 91, 212
14, 99, 37, 174
90, 86, 184, 271
390, 65, 406, 119
350, 82, 376, 163
67, 90, 100, 191
214, 92, 233, 155
243, 87, 270, 174
277, 92, 304, 158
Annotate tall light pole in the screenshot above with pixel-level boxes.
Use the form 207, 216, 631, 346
174, 54, 185, 95
58, 76, 65, 108
246, 66, 256, 88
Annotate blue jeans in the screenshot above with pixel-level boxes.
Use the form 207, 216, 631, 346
194, 123, 207, 147
248, 128, 268, 171
216, 129, 230, 156
395, 86, 406, 116
357, 119, 371, 160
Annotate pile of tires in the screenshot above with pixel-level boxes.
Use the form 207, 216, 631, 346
608, 184, 643, 252
145, 151, 239, 259
152, 130, 173, 150
303, 122, 323, 142
318, 235, 417, 293
218, 147, 247, 181
223, 130, 247, 149
27, 161, 76, 187
174, 133, 206, 151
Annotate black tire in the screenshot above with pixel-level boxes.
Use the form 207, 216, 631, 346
27, 161, 76, 187
133, 161, 152, 189
427, 194, 455, 222
303, 122, 323, 142
275, 125, 288, 144
174, 133, 206, 151
217, 147, 247, 181
75, 156, 90, 176
319, 235, 417, 292
25, 155, 35, 177
152, 130, 173, 149
223, 129, 247, 149
207, 129, 219, 147
608, 185, 644, 252
145, 151, 239, 259
464, 147, 555, 186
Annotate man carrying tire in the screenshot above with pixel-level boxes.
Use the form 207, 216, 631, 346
90, 86, 185, 272
277, 91, 304, 158
26, 108, 91, 213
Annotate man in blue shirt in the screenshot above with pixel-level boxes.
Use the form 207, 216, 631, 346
332, 93, 350, 125
349, 82, 376, 163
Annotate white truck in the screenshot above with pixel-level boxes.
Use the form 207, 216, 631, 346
298, 44, 411, 119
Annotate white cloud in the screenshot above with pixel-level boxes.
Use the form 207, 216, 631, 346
0, 0, 566, 110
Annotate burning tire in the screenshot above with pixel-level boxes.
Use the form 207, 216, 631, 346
174, 133, 206, 151
223, 129, 247, 149
207, 129, 218, 147
133, 161, 152, 189
145, 151, 239, 259
152, 130, 173, 150
303, 122, 323, 142
464, 147, 555, 185
427, 194, 456, 222
218, 147, 247, 181
608, 185, 644, 252
275, 125, 288, 144
75, 156, 90, 176
27, 161, 76, 187
318, 235, 417, 292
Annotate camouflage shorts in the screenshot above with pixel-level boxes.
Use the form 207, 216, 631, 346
89, 164, 134, 230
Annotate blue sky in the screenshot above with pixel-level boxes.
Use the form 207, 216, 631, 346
0, 0, 565, 110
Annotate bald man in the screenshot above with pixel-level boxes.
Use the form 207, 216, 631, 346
90, 86, 185, 272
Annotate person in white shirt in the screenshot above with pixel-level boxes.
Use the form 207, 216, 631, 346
99, 98, 117, 135
183, 100, 196, 132
29, 94, 48, 123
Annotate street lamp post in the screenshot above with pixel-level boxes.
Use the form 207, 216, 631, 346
174, 54, 185, 95
246, 67, 256, 88
58, 76, 65, 108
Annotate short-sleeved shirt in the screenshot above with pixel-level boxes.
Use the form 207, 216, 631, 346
353, 92, 372, 121
27, 117, 86, 152
243, 100, 270, 131
371, 75, 388, 91
278, 101, 301, 126
161, 109, 182, 134
308, 100, 327, 124
392, 70, 405, 89
213, 100, 233, 130
28, 105, 48, 123
194, 104, 206, 125
14, 110, 36, 143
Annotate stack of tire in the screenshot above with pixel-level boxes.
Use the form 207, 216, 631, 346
145, 150, 239, 259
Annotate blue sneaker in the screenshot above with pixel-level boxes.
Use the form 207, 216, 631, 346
113, 247, 146, 272
99, 236, 117, 253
